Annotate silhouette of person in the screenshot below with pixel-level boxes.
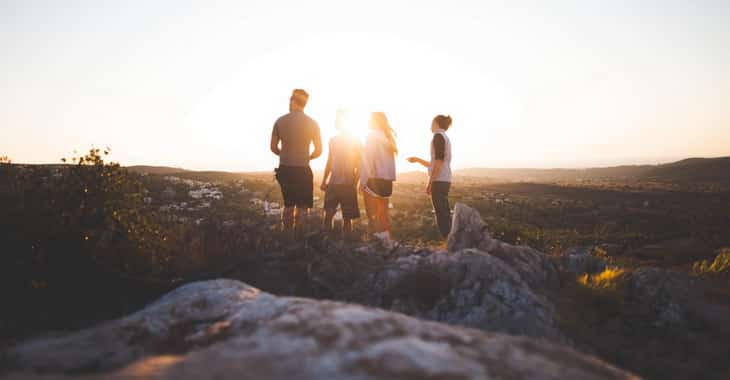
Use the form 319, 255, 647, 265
407, 115, 453, 238
360, 112, 398, 249
320, 110, 362, 235
270, 89, 322, 232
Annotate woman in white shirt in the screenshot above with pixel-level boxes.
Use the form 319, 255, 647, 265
360, 112, 398, 248
407, 115, 453, 238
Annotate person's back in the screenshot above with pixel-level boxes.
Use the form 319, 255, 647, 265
321, 132, 362, 233
360, 129, 397, 186
328, 134, 361, 186
270, 89, 322, 232
360, 112, 398, 249
273, 111, 320, 167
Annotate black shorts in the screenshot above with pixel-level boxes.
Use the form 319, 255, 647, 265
366, 178, 393, 197
324, 184, 360, 219
275, 165, 313, 208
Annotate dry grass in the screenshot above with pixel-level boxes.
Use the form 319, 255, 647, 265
578, 267, 626, 290
693, 248, 730, 277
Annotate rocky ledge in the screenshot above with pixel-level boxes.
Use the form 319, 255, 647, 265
358, 203, 564, 343
1, 279, 637, 380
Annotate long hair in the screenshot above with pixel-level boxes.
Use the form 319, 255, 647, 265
369, 112, 398, 155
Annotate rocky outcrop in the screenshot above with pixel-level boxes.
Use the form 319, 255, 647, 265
363, 203, 564, 341
448, 203, 560, 291
621, 268, 695, 328
1, 280, 637, 380
368, 249, 565, 341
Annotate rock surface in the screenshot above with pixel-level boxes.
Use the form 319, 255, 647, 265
368, 249, 565, 341
1, 279, 637, 380
364, 203, 564, 341
448, 203, 560, 291
621, 268, 695, 328
559, 246, 609, 275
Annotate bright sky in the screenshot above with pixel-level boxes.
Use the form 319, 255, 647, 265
2, 0, 729, 171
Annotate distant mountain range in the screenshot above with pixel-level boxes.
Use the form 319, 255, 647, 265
456, 157, 730, 183
125, 157, 730, 184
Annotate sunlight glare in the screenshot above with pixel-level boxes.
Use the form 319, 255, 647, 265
337, 108, 370, 143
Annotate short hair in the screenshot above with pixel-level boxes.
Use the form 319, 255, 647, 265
433, 114, 453, 131
291, 89, 309, 107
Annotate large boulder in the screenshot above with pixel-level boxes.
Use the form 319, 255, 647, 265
1, 280, 637, 380
365, 203, 563, 340
368, 249, 565, 341
448, 203, 560, 291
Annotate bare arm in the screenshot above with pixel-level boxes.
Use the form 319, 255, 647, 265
353, 144, 361, 186
320, 149, 332, 191
426, 159, 444, 195
430, 159, 444, 183
310, 126, 323, 160
270, 125, 281, 156
359, 139, 372, 190
407, 156, 430, 168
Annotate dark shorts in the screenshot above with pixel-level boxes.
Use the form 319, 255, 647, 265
275, 165, 313, 208
324, 184, 360, 219
366, 178, 393, 197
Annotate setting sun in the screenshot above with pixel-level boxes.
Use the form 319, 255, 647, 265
1, 0, 728, 171
2, 2, 730, 379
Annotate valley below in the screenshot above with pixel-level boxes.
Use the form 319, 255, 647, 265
1, 157, 729, 379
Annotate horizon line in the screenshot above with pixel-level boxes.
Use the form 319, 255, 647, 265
6, 155, 730, 173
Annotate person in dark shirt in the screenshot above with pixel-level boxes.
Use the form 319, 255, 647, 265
407, 115, 453, 238
270, 89, 322, 232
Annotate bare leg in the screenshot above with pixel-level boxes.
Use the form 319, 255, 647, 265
282, 206, 295, 231
343, 218, 353, 234
295, 207, 308, 233
363, 193, 379, 234
377, 198, 391, 233
323, 209, 336, 231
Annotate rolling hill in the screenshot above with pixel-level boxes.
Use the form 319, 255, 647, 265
457, 157, 730, 184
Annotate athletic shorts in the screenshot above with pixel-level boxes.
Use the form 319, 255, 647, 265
365, 178, 393, 198
324, 184, 360, 219
275, 165, 313, 208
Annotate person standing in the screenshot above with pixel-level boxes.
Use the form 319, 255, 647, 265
270, 89, 322, 232
320, 110, 362, 234
407, 115, 453, 238
360, 112, 398, 249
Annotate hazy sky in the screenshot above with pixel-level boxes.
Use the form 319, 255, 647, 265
2, 0, 729, 171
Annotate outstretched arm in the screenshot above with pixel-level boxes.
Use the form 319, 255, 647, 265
406, 156, 430, 168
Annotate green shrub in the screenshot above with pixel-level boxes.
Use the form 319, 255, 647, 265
0, 149, 168, 335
